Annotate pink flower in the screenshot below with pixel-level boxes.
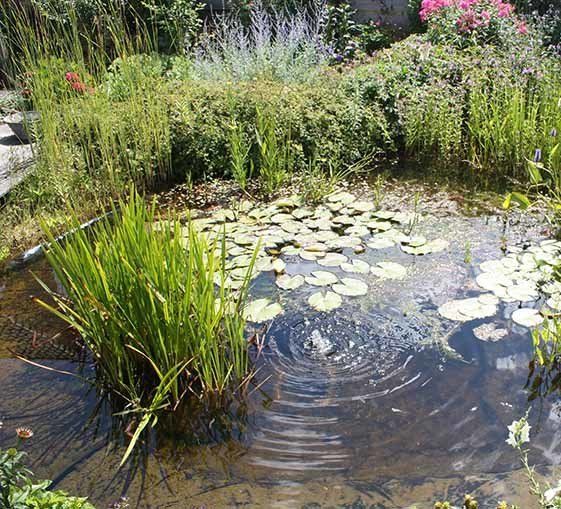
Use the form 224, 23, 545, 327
65, 72, 80, 83
497, 3, 514, 17
419, 0, 453, 21
518, 21, 528, 34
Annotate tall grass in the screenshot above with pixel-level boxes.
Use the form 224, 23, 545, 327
191, 0, 330, 83
36, 189, 256, 462
0, 0, 172, 257
467, 78, 561, 176
255, 107, 293, 195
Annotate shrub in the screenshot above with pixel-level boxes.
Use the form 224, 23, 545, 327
347, 33, 561, 173
191, 0, 329, 83
170, 79, 392, 182
0, 448, 94, 509
420, 0, 529, 48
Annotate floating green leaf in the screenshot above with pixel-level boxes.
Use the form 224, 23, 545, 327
275, 274, 305, 290
333, 278, 368, 296
308, 291, 342, 312
244, 299, 283, 322
305, 270, 338, 286
371, 261, 407, 280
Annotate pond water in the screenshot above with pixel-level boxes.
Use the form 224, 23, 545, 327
1, 175, 560, 509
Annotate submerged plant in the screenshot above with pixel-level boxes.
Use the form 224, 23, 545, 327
36, 189, 257, 463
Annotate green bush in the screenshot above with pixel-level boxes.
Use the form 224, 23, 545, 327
0, 448, 94, 509
347, 33, 561, 174
170, 78, 392, 181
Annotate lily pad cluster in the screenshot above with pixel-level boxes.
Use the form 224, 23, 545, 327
185, 191, 448, 322
438, 239, 561, 330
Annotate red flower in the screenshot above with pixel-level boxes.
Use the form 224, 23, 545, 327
65, 72, 80, 83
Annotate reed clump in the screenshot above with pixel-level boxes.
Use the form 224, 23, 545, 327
36, 189, 257, 462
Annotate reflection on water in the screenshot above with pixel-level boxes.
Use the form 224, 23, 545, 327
2, 182, 561, 508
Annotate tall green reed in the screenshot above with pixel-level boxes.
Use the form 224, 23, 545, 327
35, 189, 257, 463
255, 107, 293, 196
1, 0, 171, 212
467, 77, 561, 176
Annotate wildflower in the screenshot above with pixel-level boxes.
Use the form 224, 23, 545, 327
534, 148, 542, 163
517, 21, 528, 35
550, 128, 557, 138
544, 481, 561, 503
65, 72, 80, 83
506, 417, 530, 448
15, 427, 34, 440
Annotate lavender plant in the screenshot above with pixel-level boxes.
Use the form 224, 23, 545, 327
191, 0, 330, 83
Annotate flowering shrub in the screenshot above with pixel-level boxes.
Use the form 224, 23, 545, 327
420, 0, 528, 47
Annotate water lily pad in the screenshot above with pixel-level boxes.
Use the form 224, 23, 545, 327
328, 192, 355, 205
341, 259, 370, 274
367, 221, 393, 232
292, 207, 313, 219
333, 215, 355, 226
271, 213, 294, 224
367, 238, 395, 250
305, 270, 338, 286
304, 242, 328, 252
507, 282, 538, 302
275, 274, 305, 290
546, 294, 561, 310
272, 259, 286, 274
300, 250, 324, 261
318, 253, 348, 267
473, 323, 509, 342
373, 210, 396, 220
371, 261, 407, 280
308, 291, 342, 312
511, 308, 543, 328
326, 236, 362, 250
281, 245, 300, 256
476, 272, 513, 293
244, 299, 283, 322
401, 238, 449, 256
333, 278, 368, 296
314, 230, 339, 242
438, 296, 497, 322
350, 201, 374, 213
345, 225, 370, 237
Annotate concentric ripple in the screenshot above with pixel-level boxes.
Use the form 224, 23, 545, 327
245, 308, 436, 473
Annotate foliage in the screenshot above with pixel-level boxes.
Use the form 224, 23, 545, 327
170, 79, 391, 183
0, 448, 94, 509
299, 154, 372, 204
254, 106, 293, 195
420, 0, 529, 48
347, 32, 561, 174
322, 2, 393, 61
36, 189, 256, 463
191, 0, 329, 83
27, 0, 202, 53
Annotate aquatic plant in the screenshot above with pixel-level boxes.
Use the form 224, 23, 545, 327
36, 189, 257, 463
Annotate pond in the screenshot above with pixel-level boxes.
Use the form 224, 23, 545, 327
1, 172, 560, 508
